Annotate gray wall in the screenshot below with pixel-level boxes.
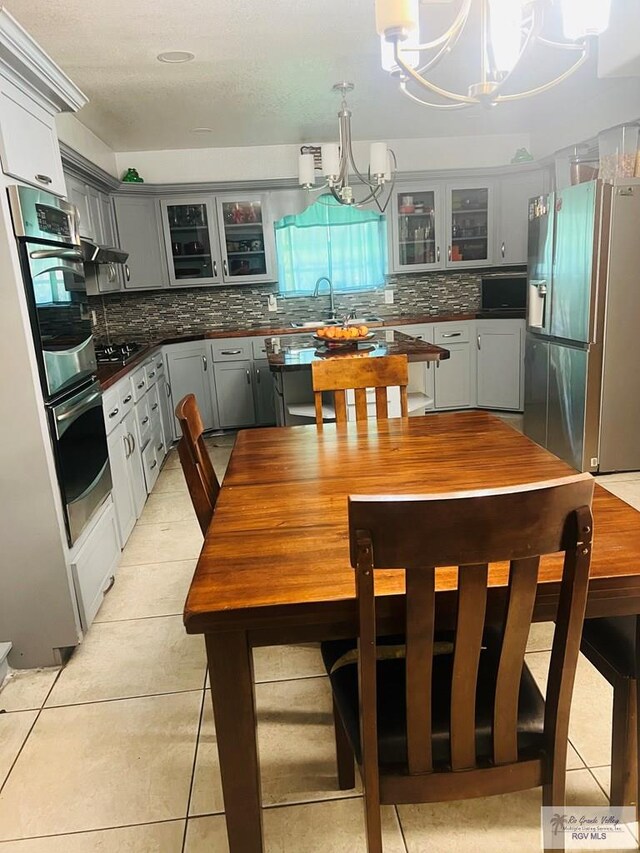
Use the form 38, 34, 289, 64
90, 271, 483, 343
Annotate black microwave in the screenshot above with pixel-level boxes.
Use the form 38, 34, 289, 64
480, 273, 527, 313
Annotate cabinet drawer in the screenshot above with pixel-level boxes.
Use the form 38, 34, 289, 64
434, 323, 471, 345
142, 440, 159, 493
151, 424, 166, 463
147, 384, 161, 420
252, 338, 270, 359
396, 324, 434, 342
145, 361, 160, 387
131, 365, 148, 401
135, 397, 152, 447
0, 81, 65, 196
212, 339, 252, 361
102, 379, 134, 435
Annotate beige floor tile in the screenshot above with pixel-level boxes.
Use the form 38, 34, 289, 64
526, 651, 614, 768
597, 473, 640, 485
137, 490, 196, 525
0, 691, 202, 840
162, 449, 181, 470
204, 433, 237, 449
185, 800, 405, 853
526, 622, 555, 653
45, 615, 205, 706
567, 743, 585, 770
590, 765, 611, 798
0, 820, 185, 852
153, 466, 189, 495
0, 711, 37, 786
0, 669, 59, 712
597, 481, 640, 511
94, 560, 197, 623
120, 519, 202, 566
190, 677, 359, 816
398, 768, 606, 853
253, 644, 326, 683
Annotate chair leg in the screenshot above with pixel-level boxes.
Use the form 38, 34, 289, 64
362, 785, 383, 853
611, 676, 637, 809
543, 766, 567, 853
332, 697, 356, 790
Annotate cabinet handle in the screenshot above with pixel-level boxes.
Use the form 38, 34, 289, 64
123, 434, 131, 458
123, 394, 132, 404
166, 381, 171, 398
223, 259, 228, 277
103, 575, 116, 594
156, 441, 163, 452
108, 406, 119, 418
448, 245, 452, 262
151, 403, 159, 411
256, 367, 261, 384
137, 381, 145, 389
501, 241, 506, 259
150, 459, 158, 470
221, 349, 242, 355
442, 332, 461, 338
477, 334, 481, 350
436, 246, 440, 263
148, 370, 156, 379
156, 361, 163, 370
202, 355, 208, 372
125, 264, 131, 282
213, 260, 218, 277
246, 369, 251, 384
129, 432, 136, 453
142, 416, 149, 426
35, 173, 52, 184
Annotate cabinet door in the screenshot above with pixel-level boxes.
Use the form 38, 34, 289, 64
434, 343, 473, 409
70, 501, 120, 631
160, 197, 222, 286
166, 345, 216, 433
107, 421, 137, 547
446, 182, 494, 268
122, 409, 147, 517
100, 194, 117, 246
0, 81, 65, 196
390, 186, 443, 272
214, 360, 256, 428
476, 322, 523, 410
87, 187, 103, 244
113, 195, 168, 290
253, 359, 276, 425
216, 194, 275, 283
65, 174, 93, 240
496, 172, 543, 265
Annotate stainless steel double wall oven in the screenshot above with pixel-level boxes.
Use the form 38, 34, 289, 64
9, 185, 111, 545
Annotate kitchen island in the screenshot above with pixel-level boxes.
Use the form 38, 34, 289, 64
265, 329, 449, 424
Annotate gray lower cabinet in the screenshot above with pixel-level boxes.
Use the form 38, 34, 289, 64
165, 342, 217, 436
253, 359, 276, 425
214, 360, 256, 428
122, 408, 147, 517
433, 343, 474, 409
107, 420, 137, 546
476, 320, 524, 410
113, 195, 168, 290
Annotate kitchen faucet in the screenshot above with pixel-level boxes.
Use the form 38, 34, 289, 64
313, 276, 336, 320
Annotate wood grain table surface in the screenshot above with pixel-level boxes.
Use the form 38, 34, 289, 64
183, 411, 640, 852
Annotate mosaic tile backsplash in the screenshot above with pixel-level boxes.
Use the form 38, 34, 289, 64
90, 271, 482, 343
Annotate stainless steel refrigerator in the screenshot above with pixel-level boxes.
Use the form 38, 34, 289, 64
524, 180, 640, 473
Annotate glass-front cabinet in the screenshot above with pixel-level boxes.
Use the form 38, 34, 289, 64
160, 198, 221, 287
390, 185, 442, 273
216, 193, 274, 284
445, 182, 494, 268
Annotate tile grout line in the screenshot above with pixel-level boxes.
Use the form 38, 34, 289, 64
0, 816, 187, 845
43, 685, 206, 712
182, 687, 207, 853
394, 803, 411, 853
586, 765, 610, 803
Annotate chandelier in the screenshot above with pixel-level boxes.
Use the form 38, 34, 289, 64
375, 0, 612, 109
297, 82, 397, 210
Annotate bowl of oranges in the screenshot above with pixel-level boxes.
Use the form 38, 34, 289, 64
313, 325, 373, 348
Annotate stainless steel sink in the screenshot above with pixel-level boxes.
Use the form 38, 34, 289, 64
290, 316, 382, 329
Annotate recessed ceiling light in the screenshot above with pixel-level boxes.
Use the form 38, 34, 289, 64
192, 127, 214, 133
157, 50, 195, 64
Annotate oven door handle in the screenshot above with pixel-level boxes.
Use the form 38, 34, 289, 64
30, 249, 84, 261
55, 391, 102, 423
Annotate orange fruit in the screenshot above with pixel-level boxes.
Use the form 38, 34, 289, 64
317, 327, 325, 338
326, 327, 337, 338
358, 325, 369, 337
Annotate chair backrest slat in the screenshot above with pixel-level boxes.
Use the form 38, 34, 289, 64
405, 567, 436, 774
450, 564, 488, 771
311, 354, 409, 427
493, 557, 540, 765
349, 473, 594, 782
175, 394, 221, 534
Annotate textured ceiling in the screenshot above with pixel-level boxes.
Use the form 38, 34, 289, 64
7, 0, 615, 151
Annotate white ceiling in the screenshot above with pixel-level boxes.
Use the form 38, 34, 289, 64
5, 0, 625, 152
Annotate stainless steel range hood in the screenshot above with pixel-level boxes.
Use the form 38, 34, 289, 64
81, 239, 128, 264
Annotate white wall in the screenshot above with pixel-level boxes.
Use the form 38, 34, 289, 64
114, 133, 532, 184
56, 114, 119, 178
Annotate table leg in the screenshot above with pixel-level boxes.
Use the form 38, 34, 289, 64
205, 631, 263, 852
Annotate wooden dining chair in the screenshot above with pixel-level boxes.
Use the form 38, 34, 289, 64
580, 617, 639, 815
174, 394, 221, 535
311, 354, 409, 427
321, 473, 594, 853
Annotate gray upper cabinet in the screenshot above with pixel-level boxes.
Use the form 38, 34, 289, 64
390, 184, 443, 273
216, 193, 275, 284
445, 181, 494, 269
65, 174, 93, 239
496, 171, 543, 266
160, 197, 222, 287
99, 194, 117, 248
114, 195, 168, 290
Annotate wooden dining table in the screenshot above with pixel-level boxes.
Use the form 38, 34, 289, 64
184, 410, 640, 852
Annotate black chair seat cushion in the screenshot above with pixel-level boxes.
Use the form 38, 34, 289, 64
582, 617, 637, 678
321, 633, 545, 768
